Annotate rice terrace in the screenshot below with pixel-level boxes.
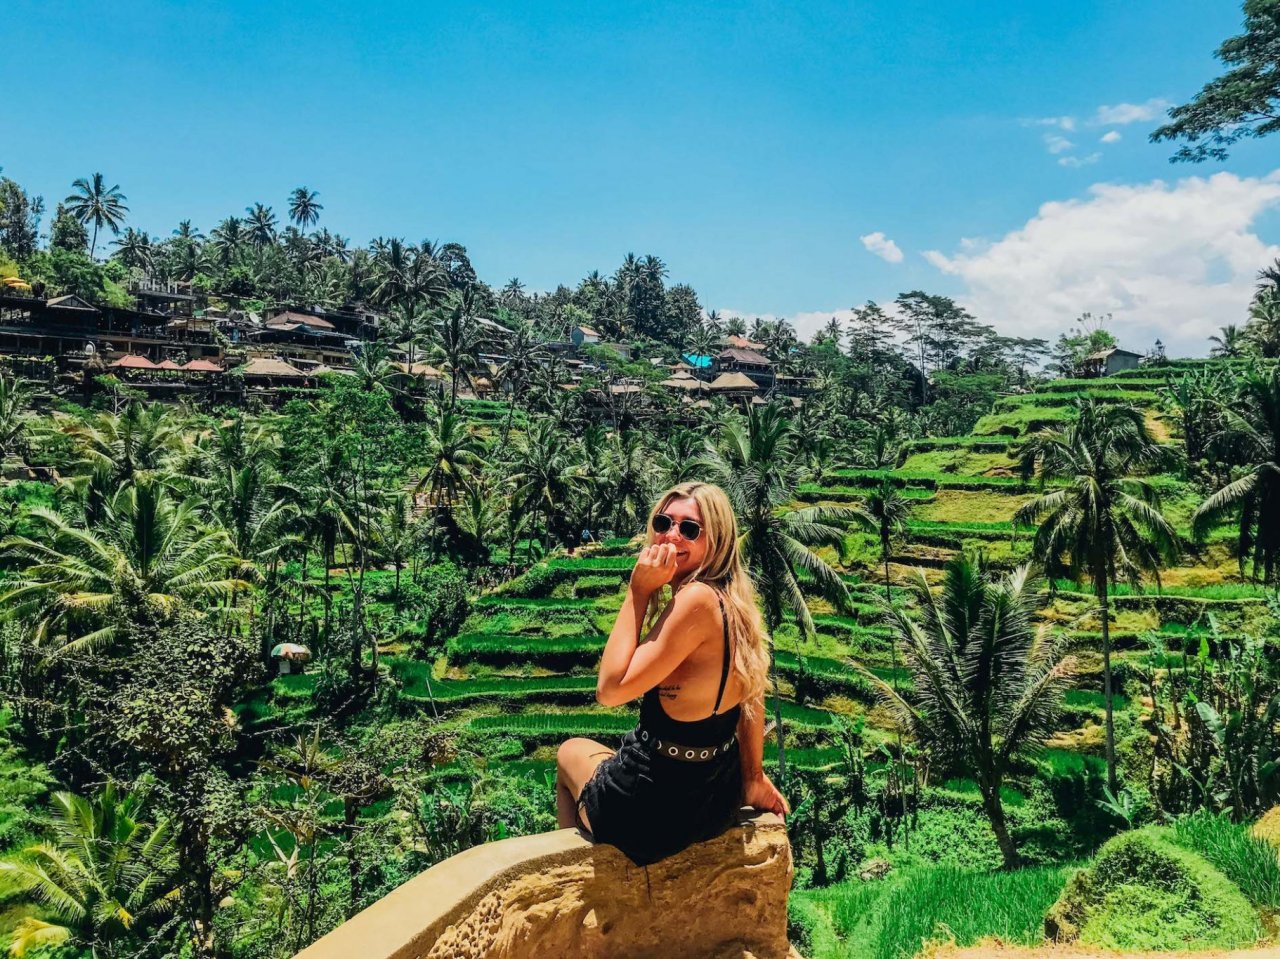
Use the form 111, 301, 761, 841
3, 1, 1280, 958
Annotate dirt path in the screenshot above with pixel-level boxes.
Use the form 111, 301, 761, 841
927, 941, 1280, 959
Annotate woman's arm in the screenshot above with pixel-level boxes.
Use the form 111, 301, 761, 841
596, 545, 716, 707
739, 695, 790, 819
596, 581, 655, 705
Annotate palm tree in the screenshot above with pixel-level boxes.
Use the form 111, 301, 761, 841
172, 220, 203, 241
1192, 368, 1280, 584
245, 203, 278, 247
209, 217, 246, 269
0, 782, 180, 959
60, 402, 185, 490
1209, 324, 1248, 358
1247, 289, 1280, 358
288, 187, 323, 229
371, 237, 414, 307
864, 558, 1077, 868
384, 300, 433, 377
0, 369, 31, 464
862, 480, 909, 603
63, 173, 129, 259
416, 406, 483, 508
506, 418, 585, 554
111, 227, 153, 271
368, 494, 422, 608
493, 322, 548, 443
429, 290, 486, 407
349, 341, 406, 396
604, 431, 658, 534
702, 403, 861, 778
0, 478, 246, 653
1014, 399, 1178, 790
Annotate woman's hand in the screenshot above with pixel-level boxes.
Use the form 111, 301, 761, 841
630, 542, 679, 596
743, 773, 790, 820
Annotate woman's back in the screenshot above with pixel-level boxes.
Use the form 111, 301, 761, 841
643, 582, 743, 723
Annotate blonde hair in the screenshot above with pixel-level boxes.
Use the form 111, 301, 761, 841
642, 481, 771, 722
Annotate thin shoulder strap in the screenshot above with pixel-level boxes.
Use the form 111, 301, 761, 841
712, 595, 731, 716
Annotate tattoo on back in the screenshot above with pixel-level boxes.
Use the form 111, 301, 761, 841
658, 683, 681, 700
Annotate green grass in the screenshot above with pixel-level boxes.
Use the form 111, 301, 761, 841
446, 631, 602, 667
825, 468, 1042, 492
1049, 579, 1273, 600
474, 596, 602, 610
902, 436, 1013, 452
994, 389, 1160, 410
800, 864, 1073, 959
973, 404, 1075, 437
1172, 811, 1280, 909
546, 555, 636, 570
1035, 378, 1170, 393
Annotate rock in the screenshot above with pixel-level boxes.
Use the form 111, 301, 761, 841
295, 808, 794, 959
857, 858, 892, 883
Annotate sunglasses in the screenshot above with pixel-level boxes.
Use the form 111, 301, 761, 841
651, 513, 702, 541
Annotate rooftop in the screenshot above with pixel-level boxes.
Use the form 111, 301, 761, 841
708, 371, 760, 391
719, 347, 773, 366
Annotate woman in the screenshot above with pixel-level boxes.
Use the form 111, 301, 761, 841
555, 481, 790, 867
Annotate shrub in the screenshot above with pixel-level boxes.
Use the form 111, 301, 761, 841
1045, 827, 1259, 950
409, 562, 470, 654
574, 574, 622, 598
815, 865, 1071, 959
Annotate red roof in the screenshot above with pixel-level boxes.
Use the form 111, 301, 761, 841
155, 360, 183, 370
182, 359, 224, 373
109, 355, 158, 369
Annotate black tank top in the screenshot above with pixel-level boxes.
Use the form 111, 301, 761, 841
638, 594, 740, 747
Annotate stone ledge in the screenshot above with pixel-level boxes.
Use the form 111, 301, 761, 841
295, 808, 794, 959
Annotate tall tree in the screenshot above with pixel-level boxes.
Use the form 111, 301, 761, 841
1014, 400, 1178, 790
1151, 0, 1280, 162
0, 369, 31, 465
702, 404, 859, 778
865, 558, 1077, 868
111, 227, 154, 271
0, 783, 180, 958
63, 173, 128, 259
1210, 323, 1250, 358
245, 203, 278, 248
288, 187, 323, 229
1193, 367, 1280, 583
0, 478, 246, 653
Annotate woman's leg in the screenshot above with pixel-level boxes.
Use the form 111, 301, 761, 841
556, 737, 616, 830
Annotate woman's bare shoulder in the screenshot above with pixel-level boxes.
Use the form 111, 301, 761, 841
672, 581, 722, 627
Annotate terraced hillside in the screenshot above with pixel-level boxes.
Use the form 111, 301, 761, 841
246, 362, 1272, 798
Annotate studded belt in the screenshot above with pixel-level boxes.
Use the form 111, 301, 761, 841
637, 726, 737, 762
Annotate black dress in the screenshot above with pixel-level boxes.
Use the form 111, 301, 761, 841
575, 596, 743, 867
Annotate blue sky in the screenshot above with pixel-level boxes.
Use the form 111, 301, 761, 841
3, 0, 1277, 353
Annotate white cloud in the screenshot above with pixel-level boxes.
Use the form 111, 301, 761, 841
860, 231, 904, 263
1058, 152, 1101, 168
1027, 115, 1077, 132
1093, 98, 1170, 125
1044, 134, 1075, 155
921, 171, 1280, 356
1100, 130, 1122, 144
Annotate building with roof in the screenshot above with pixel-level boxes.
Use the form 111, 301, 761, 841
708, 371, 760, 394
714, 347, 775, 388
1080, 347, 1143, 377
719, 334, 768, 351
571, 325, 601, 348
